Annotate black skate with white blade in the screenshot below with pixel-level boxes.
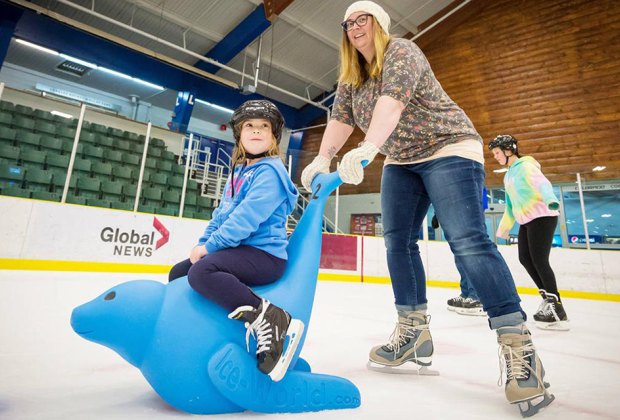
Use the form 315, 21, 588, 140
229, 298, 304, 382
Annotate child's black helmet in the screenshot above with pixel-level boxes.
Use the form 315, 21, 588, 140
230, 100, 285, 143
488, 134, 518, 153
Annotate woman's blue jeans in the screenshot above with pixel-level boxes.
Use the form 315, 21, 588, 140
381, 157, 525, 329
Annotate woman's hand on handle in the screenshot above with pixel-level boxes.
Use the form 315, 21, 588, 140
339, 142, 380, 185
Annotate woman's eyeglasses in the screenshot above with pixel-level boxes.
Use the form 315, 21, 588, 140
341, 14, 372, 32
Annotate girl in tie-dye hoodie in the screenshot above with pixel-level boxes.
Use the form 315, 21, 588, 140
489, 135, 569, 331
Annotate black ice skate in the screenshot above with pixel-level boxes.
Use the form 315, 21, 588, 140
534, 293, 569, 331
228, 298, 304, 382
532, 289, 548, 322
447, 295, 466, 312
454, 297, 486, 317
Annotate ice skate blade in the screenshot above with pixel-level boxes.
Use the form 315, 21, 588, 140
534, 320, 570, 331
454, 308, 486, 317
515, 392, 555, 417
268, 319, 305, 382
366, 361, 439, 376
446, 305, 457, 312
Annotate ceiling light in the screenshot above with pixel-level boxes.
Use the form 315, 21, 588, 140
15, 38, 59, 56
132, 78, 165, 90
586, 219, 594, 223
99, 66, 132, 80
59, 53, 97, 69
593, 166, 606, 172
601, 214, 611, 218
493, 168, 508, 173
51, 110, 73, 119
195, 98, 234, 114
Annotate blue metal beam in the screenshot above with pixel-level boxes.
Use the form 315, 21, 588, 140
196, 4, 271, 75
3, 4, 302, 127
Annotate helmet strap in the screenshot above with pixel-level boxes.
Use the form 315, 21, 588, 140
245, 151, 269, 159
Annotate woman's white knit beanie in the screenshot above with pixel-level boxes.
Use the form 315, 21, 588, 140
344, 1, 391, 35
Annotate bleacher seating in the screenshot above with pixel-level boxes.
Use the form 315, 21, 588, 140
0, 99, 215, 219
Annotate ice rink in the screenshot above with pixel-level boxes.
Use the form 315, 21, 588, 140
1, 270, 619, 420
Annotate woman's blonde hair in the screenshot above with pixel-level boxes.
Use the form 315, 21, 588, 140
338, 16, 391, 88
231, 120, 280, 167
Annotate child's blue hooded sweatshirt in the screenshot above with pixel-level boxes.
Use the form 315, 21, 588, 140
197, 157, 298, 260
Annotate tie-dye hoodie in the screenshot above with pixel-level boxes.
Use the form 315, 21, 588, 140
496, 156, 560, 239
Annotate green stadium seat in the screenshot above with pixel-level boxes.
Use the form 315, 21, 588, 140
147, 147, 162, 158
66, 195, 87, 205
0, 163, 25, 190
128, 143, 143, 154
156, 160, 173, 172
162, 190, 180, 204
101, 180, 123, 199
172, 164, 185, 176
72, 158, 92, 176
0, 126, 16, 146
123, 131, 139, 142
14, 104, 34, 116
114, 166, 133, 181
197, 195, 212, 209
50, 170, 76, 193
86, 198, 111, 209
113, 138, 131, 151
0, 111, 12, 127
92, 162, 113, 178
167, 175, 184, 190
33, 109, 55, 121
0, 101, 15, 112
157, 206, 177, 216
34, 120, 56, 135
79, 132, 96, 144
145, 157, 157, 169
31, 190, 61, 202
40, 136, 64, 153
150, 172, 168, 186
150, 137, 166, 149
12, 115, 35, 131
110, 200, 134, 211
24, 168, 52, 191
46, 153, 69, 170
103, 149, 123, 163
76, 177, 101, 198
19, 149, 46, 169
138, 204, 156, 214
183, 192, 197, 207
56, 126, 77, 140
121, 153, 140, 167
61, 140, 83, 155
0, 144, 19, 164
82, 144, 104, 160
142, 187, 162, 207
90, 123, 108, 135
94, 134, 114, 148
1, 186, 30, 198
181, 209, 195, 219
162, 150, 176, 161
122, 184, 137, 200
16, 131, 41, 149
108, 127, 124, 138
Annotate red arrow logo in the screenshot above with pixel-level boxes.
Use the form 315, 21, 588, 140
153, 217, 169, 250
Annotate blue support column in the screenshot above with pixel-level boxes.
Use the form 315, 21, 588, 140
169, 91, 195, 134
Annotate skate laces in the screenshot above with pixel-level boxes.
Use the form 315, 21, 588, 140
244, 307, 273, 355
535, 299, 550, 315
540, 301, 559, 320
497, 339, 542, 387
386, 317, 429, 355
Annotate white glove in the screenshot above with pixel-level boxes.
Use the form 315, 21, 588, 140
339, 142, 380, 185
301, 155, 331, 192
